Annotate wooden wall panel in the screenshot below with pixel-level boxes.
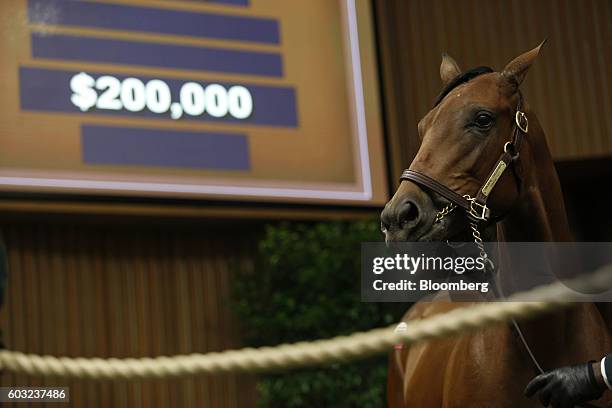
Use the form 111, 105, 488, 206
0, 221, 259, 408
375, 0, 612, 179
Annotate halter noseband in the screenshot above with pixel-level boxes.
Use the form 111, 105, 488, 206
400, 93, 528, 225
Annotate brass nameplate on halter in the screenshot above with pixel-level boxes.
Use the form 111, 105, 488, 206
481, 161, 507, 197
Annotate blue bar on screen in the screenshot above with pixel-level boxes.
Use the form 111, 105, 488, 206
82, 125, 250, 170
31, 33, 283, 78
28, 0, 273, 44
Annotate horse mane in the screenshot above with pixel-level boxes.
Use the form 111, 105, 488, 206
434, 66, 494, 107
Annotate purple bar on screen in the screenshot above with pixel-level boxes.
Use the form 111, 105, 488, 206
208, 0, 249, 6
31, 33, 283, 78
81, 125, 250, 170
28, 0, 272, 44
19, 66, 298, 127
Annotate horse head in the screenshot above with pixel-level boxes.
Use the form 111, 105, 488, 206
381, 43, 546, 243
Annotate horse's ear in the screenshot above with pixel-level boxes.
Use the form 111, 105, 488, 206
501, 40, 546, 88
440, 53, 461, 85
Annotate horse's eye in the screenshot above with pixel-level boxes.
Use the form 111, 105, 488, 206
475, 113, 494, 129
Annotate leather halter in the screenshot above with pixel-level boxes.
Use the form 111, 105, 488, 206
400, 94, 528, 224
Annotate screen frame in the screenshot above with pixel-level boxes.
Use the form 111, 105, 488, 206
0, 0, 390, 211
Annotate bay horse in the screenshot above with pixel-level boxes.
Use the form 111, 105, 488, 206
381, 44, 612, 407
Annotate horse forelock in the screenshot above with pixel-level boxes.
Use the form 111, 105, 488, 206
434, 66, 494, 107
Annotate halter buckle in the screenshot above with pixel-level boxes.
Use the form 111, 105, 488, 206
515, 111, 528, 133
468, 200, 489, 221
504, 142, 520, 160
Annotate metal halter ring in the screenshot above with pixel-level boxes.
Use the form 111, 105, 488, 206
469, 200, 489, 221
504, 142, 520, 160
464, 195, 489, 221
515, 111, 528, 133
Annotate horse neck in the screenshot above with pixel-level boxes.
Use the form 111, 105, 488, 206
497, 111, 572, 243
496, 111, 586, 368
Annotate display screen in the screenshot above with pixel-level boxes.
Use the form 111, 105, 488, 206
0, 0, 388, 205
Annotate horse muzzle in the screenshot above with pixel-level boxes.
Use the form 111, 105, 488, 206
380, 180, 438, 242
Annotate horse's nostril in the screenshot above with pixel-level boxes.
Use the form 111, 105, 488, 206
380, 220, 389, 233
398, 200, 420, 227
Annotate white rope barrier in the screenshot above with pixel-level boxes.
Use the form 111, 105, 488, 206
1, 266, 611, 380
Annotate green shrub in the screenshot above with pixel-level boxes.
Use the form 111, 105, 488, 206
233, 220, 405, 407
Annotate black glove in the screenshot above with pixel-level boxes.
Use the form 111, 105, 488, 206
524, 362, 604, 408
